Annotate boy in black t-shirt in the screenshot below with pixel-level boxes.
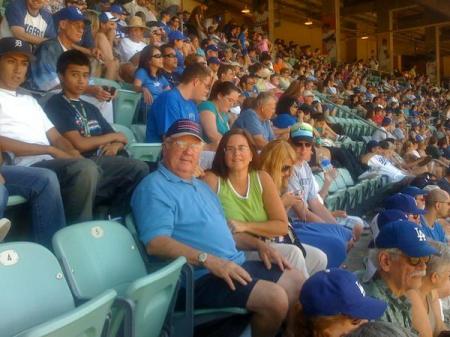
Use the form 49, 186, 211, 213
45, 49, 149, 218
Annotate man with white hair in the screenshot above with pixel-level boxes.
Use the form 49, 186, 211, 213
363, 220, 438, 331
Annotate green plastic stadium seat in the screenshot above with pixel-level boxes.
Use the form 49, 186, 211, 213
111, 124, 162, 162
113, 90, 142, 127
91, 78, 121, 91
130, 124, 147, 142
7, 195, 27, 207
0, 242, 115, 337
52, 221, 185, 337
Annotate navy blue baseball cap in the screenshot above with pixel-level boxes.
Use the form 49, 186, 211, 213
207, 57, 221, 65
168, 30, 186, 42
110, 4, 126, 15
206, 44, 219, 52
300, 269, 387, 320
377, 209, 407, 230
401, 186, 428, 197
165, 119, 202, 141
384, 193, 426, 214
366, 140, 379, 153
0, 37, 34, 60
58, 6, 88, 21
99, 12, 119, 23
375, 220, 438, 257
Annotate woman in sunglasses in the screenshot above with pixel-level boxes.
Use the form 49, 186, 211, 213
134, 45, 170, 106
203, 129, 325, 278
407, 241, 450, 337
259, 139, 358, 268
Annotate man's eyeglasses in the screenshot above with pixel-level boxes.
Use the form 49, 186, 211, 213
293, 142, 312, 148
171, 140, 203, 152
163, 53, 177, 58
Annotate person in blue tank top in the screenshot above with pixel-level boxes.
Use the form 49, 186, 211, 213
146, 63, 212, 142
198, 81, 240, 149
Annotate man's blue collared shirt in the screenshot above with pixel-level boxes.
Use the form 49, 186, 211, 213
131, 163, 246, 279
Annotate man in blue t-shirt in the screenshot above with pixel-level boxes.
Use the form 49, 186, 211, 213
146, 63, 212, 142
233, 91, 276, 150
420, 188, 449, 243
0, 0, 56, 46
132, 119, 303, 337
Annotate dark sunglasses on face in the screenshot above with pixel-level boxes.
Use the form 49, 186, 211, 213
152, 54, 162, 58
404, 254, 431, 266
163, 54, 177, 58
281, 165, 292, 173
293, 142, 312, 148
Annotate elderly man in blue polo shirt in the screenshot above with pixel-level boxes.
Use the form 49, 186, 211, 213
363, 220, 438, 332
132, 119, 304, 337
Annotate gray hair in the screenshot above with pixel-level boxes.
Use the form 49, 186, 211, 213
255, 92, 275, 110
345, 321, 414, 337
427, 240, 450, 274
369, 248, 401, 270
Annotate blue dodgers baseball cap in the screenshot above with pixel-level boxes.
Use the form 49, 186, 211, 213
384, 193, 426, 215
206, 44, 219, 52
401, 186, 428, 197
207, 56, 221, 65
377, 209, 408, 230
110, 4, 126, 15
58, 6, 88, 21
375, 220, 439, 257
99, 12, 119, 23
366, 140, 379, 153
168, 30, 186, 42
165, 119, 203, 141
300, 269, 387, 320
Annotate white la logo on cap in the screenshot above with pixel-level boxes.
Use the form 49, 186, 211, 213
415, 227, 426, 241
15, 40, 22, 47
355, 281, 366, 296
76, 8, 82, 15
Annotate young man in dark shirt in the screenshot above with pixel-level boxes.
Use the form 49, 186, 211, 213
45, 49, 149, 218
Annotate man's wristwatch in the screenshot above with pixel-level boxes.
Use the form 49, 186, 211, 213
197, 252, 208, 265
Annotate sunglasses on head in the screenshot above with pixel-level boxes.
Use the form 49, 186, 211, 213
293, 142, 312, 148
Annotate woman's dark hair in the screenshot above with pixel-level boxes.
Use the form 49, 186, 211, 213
209, 81, 240, 100
138, 45, 161, 76
276, 96, 298, 115
57, 49, 91, 75
210, 129, 259, 178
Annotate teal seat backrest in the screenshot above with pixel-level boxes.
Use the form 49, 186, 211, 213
111, 123, 137, 144
127, 257, 185, 337
91, 78, 121, 91
113, 90, 142, 127
338, 168, 355, 186
0, 242, 75, 336
52, 221, 147, 298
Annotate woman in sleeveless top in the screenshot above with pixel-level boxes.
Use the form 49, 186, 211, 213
202, 129, 326, 278
407, 241, 450, 337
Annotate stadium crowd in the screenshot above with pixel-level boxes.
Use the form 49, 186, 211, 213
1, 0, 450, 336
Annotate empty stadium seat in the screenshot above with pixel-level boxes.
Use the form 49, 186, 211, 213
52, 221, 185, 337
0, 242, 116, 337
113, 90, 142, 127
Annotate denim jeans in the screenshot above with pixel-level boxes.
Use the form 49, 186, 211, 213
0, 183, 8, 218
2, 165, 66, 248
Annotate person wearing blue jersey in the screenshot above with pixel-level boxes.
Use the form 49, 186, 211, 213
145, 63, 211, 142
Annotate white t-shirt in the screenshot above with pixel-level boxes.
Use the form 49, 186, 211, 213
118, 37, 146, 62
367, 154, 407, 183
288, 161, 318, 203
0, 89, 53, 166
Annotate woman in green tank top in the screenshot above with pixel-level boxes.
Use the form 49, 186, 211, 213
199, 81, 240, 150
203, 129, 310, 275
